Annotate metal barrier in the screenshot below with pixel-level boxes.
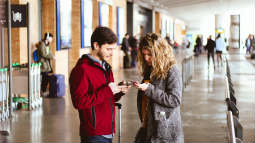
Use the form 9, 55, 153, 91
0, 68, 9, 120
182, 55, 193, 91
227, 111, 236, 143
225, 59, 243, 143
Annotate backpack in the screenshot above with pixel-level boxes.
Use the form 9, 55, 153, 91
33, 49, 39, 62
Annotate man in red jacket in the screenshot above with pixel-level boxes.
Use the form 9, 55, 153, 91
69, 26, 130, 143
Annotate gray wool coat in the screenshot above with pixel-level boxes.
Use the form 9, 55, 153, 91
137, 65, 184, 143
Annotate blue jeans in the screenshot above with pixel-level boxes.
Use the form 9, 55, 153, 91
81, 136, 112, 143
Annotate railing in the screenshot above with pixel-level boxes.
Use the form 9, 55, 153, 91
225, 59, 243, 143
182, 54, 193, 92
0, 68, 9, 121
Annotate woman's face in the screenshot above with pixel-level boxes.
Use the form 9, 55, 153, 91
142, 49, 152, 66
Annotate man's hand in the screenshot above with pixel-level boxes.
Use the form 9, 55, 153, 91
109, 82, 120, 94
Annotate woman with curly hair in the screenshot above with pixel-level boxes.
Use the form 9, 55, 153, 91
133, 33, 184, 143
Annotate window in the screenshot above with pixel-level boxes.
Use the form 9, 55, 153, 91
117, 7, 124, 45
56, 0, 72, 50
81, 0, 93, 48
99, 2, 109, 27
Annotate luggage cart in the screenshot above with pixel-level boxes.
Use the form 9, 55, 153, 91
12, 63, 42, 110
0, 68, 9, 120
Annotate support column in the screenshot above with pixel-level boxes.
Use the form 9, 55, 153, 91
215, 14, 227, 37
229, 15, 240, 49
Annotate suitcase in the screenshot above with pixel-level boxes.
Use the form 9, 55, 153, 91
49, 74, 66, 97
115, 103, 122, 143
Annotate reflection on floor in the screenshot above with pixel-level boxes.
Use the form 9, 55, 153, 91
0, 49, 255, 143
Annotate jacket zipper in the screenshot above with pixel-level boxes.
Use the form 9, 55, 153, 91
91, 106, 96, 129
103, 69, 114, 135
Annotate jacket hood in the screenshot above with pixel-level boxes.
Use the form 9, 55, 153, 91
78, 54, 112, 71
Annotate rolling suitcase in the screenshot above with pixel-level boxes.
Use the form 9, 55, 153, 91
49, 74, 66, 97
115, 103, 122, 143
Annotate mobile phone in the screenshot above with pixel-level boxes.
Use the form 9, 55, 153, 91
131, 81, 139, 85
118, 81, 132, 86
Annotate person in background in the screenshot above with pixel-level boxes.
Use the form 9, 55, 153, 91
250, 35, 255, 58
165, 33, 171, 46
121, 33, 131, 68
69, 26, 131, 143
215, 34, 225, 66
245, 34, 252, 54
205, 35, 216, 69
194, 35, 202, 56
128, 35, 138, 68
133, 33, 184, 143
37, 32, 54, 96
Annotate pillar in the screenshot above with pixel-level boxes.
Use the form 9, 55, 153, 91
229, 15, 240, 49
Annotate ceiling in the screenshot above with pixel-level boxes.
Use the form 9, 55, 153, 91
138, 0, 255, 25
140, 0, 218, 8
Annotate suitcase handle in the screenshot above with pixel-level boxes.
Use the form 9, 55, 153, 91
115, 103, 122, 109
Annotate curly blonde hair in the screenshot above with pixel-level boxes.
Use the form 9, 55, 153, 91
137, 33, 176, 80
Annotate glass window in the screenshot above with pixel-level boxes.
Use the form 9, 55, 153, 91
117, 7, 124, 45
99, 2, 109, 27
169, 18, 174, 40
161, 16, 167, 38
81, 0, 93, 48
56, 0, 72, 50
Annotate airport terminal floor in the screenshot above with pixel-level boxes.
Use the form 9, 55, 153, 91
0, 48, 255, 143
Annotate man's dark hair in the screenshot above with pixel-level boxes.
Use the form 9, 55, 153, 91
91, 26, 117, 50
125, 33, 129, 36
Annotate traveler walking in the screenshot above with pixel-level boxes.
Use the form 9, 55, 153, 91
205, 35, 216, 69
215, 34, 225, 66
128, 35, 138, 68
121, 33, 131, 68
245, 34, 252, 55
194, 35, 202, 56
165, 33, 171, 46
133, 33, 184, 143
69, 26, 131, 143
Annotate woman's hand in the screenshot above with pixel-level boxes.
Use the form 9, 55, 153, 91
133, 81, 150, 91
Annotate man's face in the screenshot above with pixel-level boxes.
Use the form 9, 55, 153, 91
97, 43, 117, 61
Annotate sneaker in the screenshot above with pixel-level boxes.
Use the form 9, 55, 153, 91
41, 91, 49, 97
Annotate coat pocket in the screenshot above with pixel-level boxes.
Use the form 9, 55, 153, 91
154, 112, 178, 140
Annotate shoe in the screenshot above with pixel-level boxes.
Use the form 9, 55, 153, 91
0, 131, 9, 136
41, 91, 49, 97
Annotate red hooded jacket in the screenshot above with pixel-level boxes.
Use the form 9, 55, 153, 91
69, 54, 117, 137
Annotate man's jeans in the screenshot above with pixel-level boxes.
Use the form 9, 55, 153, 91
81, 136, 112, 143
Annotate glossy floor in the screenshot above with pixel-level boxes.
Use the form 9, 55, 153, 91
0, 49, 254, 143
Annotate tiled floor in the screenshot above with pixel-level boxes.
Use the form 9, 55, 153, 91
0, 49, 255, 143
